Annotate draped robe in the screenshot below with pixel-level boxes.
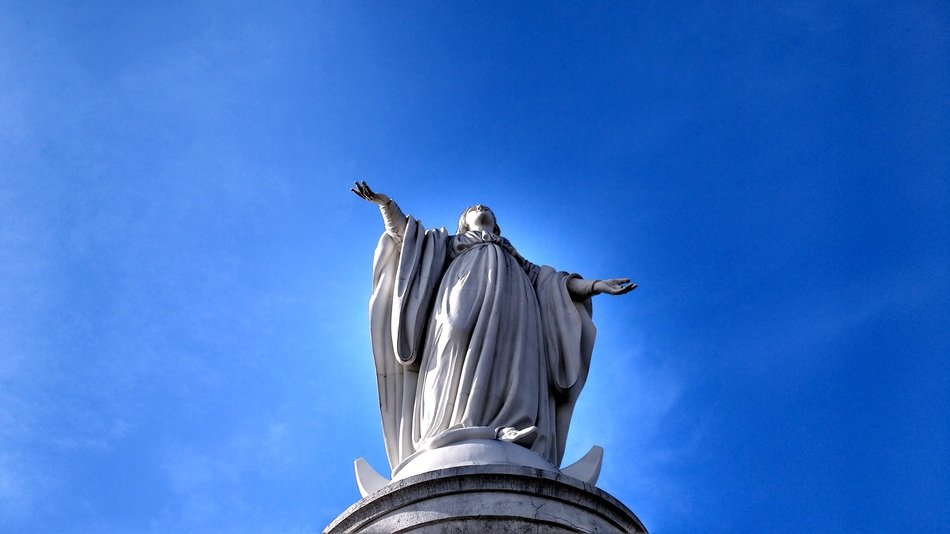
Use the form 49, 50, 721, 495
369, 217, 596, 471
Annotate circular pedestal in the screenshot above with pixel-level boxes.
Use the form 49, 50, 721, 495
325, 465, 647, 533
391, 439, 559, 482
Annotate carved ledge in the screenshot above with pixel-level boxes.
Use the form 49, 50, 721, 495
326, 464, 647, 533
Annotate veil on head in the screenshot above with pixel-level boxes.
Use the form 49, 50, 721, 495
457, 205, 501, 236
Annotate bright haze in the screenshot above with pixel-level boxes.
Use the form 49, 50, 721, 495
1, 2, 947, 532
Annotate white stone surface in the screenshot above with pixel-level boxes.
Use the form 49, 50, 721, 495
560, 444, 604, 484
392, 439, 559, 481
355, 437, 605, 498
353, 457, 388, 497
351, 182, 636, 482
325, 464, 648, 533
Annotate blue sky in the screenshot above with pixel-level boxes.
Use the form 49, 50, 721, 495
1, 1, 948, 532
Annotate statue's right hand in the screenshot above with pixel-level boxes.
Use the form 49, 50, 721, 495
351, 181, 391, 206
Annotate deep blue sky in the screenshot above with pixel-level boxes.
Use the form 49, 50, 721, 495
1, 2, 948, 532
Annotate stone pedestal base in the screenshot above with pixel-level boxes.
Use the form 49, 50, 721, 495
324, 465, 647, 533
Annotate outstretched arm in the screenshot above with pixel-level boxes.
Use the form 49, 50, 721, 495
567, 277, 637, 300
351, 181, 408, 240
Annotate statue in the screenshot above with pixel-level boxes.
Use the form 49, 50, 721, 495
351, 181, 636, 490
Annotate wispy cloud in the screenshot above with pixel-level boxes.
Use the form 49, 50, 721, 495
152, 419, 317, 533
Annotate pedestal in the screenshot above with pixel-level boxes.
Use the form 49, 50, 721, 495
324, 465, 647, 533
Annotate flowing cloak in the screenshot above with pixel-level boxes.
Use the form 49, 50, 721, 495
369, 216, 596, 471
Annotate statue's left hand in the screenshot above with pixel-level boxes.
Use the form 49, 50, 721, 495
351, 181, 391, 206
593, 278, 637, 296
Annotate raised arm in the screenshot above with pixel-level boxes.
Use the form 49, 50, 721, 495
567, 277, 637, 300
351, 181, 408, 240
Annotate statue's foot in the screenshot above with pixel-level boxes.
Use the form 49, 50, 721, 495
496, 425, 538, 447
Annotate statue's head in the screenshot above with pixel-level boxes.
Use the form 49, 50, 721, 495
457, 204, 501, 236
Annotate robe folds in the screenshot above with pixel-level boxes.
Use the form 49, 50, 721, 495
369, 216, 596, 471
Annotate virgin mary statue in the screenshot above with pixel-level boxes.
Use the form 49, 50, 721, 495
353, 182, 636, 473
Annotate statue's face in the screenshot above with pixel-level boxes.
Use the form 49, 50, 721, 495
465, 205, 496, 231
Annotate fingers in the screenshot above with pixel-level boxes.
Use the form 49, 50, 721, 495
606, 282, 637, 295
351, 180, 375, 201
619, 283, 638, 294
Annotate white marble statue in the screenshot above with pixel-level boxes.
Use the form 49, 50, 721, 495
353, 181, 636, 477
